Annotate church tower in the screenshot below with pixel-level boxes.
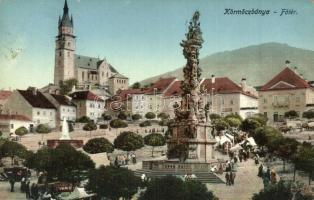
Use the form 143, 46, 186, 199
54, 0, 76, 85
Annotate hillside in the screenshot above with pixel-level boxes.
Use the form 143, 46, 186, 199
140, 42, 314, 87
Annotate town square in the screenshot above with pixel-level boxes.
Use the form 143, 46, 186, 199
0, 0, 314, 199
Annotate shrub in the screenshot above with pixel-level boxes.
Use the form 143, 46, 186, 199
145, 112, 156, 120
76, 116, 92, 123
15, 126, 28, 136
114, 131, 144, 152
36, 124, 51, 133
131, 114, 142, 121
139, 120, 151, 127
99, 124, 108, 129
83, 138, 114, 154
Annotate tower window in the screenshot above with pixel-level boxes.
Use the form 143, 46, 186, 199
68, 42, 70, 47
59, 52, 61, 56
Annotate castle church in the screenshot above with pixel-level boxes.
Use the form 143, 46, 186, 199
53, 0, 129, 95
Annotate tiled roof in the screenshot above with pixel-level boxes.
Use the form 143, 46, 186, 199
260, 67, 311, 91
0, 90, 12, 100
70, 91, 104, 102
146, 77, 177, 94
116, 88, 147, 101
18, 90, 56, 109
109, 73, 128, 79
201, 77, 258, 98
201, 77, 243, 94
0, 114, 31, 121
51, 94, 76, 107
74, 54, 119, 73
164, 81, 182, 97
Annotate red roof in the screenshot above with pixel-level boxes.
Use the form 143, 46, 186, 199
201, 77, 257, 98
164, 81, 182, 97
0, 114, 31, 121
0, 90, 12, 100
146, 77, 177, 94
116, 88, 147, 101
260, 67, 311, 91
70, 91, 104, 102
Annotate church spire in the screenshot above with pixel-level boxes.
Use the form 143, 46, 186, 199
63, 0, 69, 15
59, 0, 73, 28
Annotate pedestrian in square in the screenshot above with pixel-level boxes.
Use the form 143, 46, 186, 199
25, 181, 30, 199
225, 172, 230, 186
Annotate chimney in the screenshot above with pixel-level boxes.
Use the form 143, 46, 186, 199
241, 78, 247, 91
27, 87, 37, 95
211, 74, 215, 84
285, 60, 291, 68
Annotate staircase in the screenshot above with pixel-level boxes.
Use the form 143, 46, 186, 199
134, 169, 224, 184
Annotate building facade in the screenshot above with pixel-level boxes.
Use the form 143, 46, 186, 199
5, 88, 57, 128
70, 91, 105, 122
258, 67, 314, 122
0, 114, 33, 136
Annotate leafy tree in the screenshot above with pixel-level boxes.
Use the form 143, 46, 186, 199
209, 113, 221, 121
167, 144, 189, 161
284, 110, 299, 119
241, 118, 262, 134
102, 113, 112, 121
59, 78, 77, 95
114, 131, 144, 153
185, 180, 219, 200
132, 114, 142, 121
86, 166, 140, 200
144, 133, 166, 157
47, 144, 95, 183
302, 110, 314, 119
251, 113, 268, 126
131, 82, 141, 89
139, 176, 186, 200
118, 111, 128, 120
110, 119, 128, 135
76, 116, 92, 123
25, 147, 54, 172
252, 181, 293, 200
0, 141, 28, 164
99, 124, 108, 129
294, 142, 314, 185
225, 117, 242, 128
145, 112, 156, 120
273, 138, 299, 172
36, 124, 51, 141
139, 120, 152, 127
83, 121, 97, 137
252, 126, 282, 151
157, 112, 169, 120
212, 118, 229, 132
83, 138, 114, 154
225, 113, 243, 121
15, 126, 28, 136
139, 176, 218, 200
159, 119, 169, 126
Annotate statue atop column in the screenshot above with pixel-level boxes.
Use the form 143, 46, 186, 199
175, 11, 206, 123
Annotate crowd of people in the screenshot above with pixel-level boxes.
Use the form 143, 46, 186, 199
108, 152, 137, 167
257, 164, 277, 188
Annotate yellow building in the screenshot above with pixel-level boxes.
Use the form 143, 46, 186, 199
258, 67, 314, 122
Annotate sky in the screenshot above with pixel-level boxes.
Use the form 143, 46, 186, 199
1, 0, 314, 89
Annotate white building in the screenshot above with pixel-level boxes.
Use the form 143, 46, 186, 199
5, 88, 57, 128
43, 93, 77, 127
70, 91, 105, 122
0, 114, 34, 136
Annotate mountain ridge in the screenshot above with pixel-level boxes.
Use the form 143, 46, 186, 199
140, 42, 314, 87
